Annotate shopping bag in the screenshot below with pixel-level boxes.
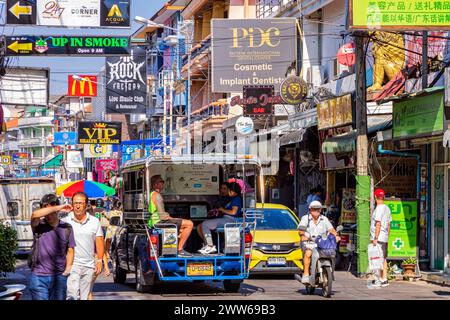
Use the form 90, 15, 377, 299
367, 243, 384, 272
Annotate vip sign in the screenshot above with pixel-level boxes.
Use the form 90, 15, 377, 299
78, 122, 121, 144
68, 75, 97, 97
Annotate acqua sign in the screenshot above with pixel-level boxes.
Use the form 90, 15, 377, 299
78, 121, 122, 144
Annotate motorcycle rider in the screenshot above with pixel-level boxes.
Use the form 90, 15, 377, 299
297, 200, 340, 284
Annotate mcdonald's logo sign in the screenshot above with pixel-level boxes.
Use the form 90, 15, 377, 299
68, 75, 98, 97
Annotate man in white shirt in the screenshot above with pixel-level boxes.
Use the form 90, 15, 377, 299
370, 188, 392, 287
297, 201, 340, 285
62, 191, 104, 300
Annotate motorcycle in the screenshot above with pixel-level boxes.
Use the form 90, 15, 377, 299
295, 225, 343, 298
0, 284, 26, 300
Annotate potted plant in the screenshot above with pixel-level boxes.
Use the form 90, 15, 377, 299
0, 223, 18, 277
401, 257, 417, 277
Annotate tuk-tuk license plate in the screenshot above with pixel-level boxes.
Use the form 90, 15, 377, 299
267, 257, 286, 266
187, 262, 214, 276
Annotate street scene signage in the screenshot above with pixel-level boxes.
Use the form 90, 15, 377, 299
350, 0, 450, 30
393, 90, 445, 140
385, 199, 418, 259
7, 0, 130, 28
280, 76, 308, 105
5, 36, 130, 56
53, 132, 78, 145
66, 150, 84, 168
373, 157, 417, 198
242, 85, 277, 117
106, 46, 147, 114
211, 18, 297, 92
68, 75, 97, 97
78, 122, 122, 144
0, 155, 12, 165
341, 188, 356, 224
95, 159, 118, 171
317, 94, 353, 130
83, 144, 113, 158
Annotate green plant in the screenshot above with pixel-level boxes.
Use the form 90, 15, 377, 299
401, 257, 417, 265
386, 262, 396, 280
0, 223, 18, 276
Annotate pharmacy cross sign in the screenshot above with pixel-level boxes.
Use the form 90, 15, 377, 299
393, 237, 404, 250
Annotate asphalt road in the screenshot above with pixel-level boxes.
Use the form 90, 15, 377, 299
7, 258, 450, 300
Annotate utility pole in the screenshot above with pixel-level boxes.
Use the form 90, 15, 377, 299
354, 31, 370, 275
422, 31, 428, 89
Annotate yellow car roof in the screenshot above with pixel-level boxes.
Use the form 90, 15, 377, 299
255, 203, 291, 210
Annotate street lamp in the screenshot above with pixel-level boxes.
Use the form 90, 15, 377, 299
135, 16, 192, 155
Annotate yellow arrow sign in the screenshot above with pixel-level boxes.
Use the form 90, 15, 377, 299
7, 41, 33, 53
9, 2, 32, 20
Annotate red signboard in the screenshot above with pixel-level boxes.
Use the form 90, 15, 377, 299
95, 159, 118, 171
242, 85, 276, 117
68, 75, 98, 97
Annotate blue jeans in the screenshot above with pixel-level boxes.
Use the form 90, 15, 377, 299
29, 273, 68, 300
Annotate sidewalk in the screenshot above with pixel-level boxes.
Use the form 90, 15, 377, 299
421, 271, 450, 286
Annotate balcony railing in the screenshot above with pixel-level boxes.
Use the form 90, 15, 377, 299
256, 0, 298, 18
17, 138, 47, 148
18, 116, 54, 127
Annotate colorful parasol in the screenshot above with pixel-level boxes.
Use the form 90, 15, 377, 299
56, 180, 116, 198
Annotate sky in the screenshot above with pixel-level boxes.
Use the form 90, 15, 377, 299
0, 0, 167, 96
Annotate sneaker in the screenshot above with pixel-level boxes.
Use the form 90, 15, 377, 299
199, 245, 217, 254
198, 244, 209, 253
178, 250, 193, 257
380, 280, 389, 287
301, 275, 310, 285
294, 273, 302, 283
372, 280, 382, 288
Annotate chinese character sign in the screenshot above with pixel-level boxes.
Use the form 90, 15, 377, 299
351, 0, 450, 29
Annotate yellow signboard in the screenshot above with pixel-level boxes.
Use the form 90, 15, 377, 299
351, 0, 450, 29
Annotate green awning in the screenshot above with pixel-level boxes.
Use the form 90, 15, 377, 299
322, 115, 392, 154
42, 154, 63, 168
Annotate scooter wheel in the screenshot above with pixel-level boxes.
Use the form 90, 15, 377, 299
305, 285, 315, 295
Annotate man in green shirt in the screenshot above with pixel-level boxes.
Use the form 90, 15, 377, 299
148, 175, 193, 257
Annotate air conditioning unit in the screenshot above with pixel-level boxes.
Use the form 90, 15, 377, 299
306, 65, 321, 87
330, 58, 350, 79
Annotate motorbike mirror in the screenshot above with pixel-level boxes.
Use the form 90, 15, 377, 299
298, 225, 307, 232
336, 225, 344, 232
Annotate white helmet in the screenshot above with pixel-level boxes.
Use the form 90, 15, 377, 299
309, 200, 323, 209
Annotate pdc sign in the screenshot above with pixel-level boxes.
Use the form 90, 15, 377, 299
68, 75, 97, 97
78, 122, 121, 144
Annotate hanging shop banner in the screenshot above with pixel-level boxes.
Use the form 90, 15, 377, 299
53, 132, 78, 146
317, 94, 353, 130
5, 36, 130, 56
372, 157, 417, 198
148, 164, 220, 196
280, 76, 308, 105
341, 188, 356, 224
95, 159, 118, 171
106, 46, 147, 114
393, 90, 445, 140
68, 75, 97, 97
384, 199, 418, 259
0, 156, 12, 165
83, 144, 113, 158
242, 85, 277, 116
78, 121, 121, 144
350, 0, 450, 30
7, 0, 130, 28
211, 18, 297, 93
66, 150, 84, 168
235, 116, 254, 135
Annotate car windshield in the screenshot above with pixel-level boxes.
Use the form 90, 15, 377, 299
250, 209, 298, 230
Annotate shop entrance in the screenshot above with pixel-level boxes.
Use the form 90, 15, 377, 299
431, 164, 450, 272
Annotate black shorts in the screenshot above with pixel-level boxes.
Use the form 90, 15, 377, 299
378, 241, 388, 259
156, 218, 183, 231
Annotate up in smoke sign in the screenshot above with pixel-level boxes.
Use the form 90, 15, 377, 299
106, 46, 147, 113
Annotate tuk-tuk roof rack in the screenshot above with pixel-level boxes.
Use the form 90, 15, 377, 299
122, 153, 262, 170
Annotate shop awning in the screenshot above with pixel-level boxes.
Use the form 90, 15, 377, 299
322, 115, 392, 154
280, 129, 306, 146
42, 154, 63, 168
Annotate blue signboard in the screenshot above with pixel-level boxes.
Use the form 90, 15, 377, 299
120, 138, 165, 165
54, 132, 77, 146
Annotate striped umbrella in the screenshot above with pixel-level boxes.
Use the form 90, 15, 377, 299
56, 180, 116, 198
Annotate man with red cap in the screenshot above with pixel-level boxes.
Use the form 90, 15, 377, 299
370, 188, 392, 287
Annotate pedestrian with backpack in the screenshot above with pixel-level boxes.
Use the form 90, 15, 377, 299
29, 194, 75, 300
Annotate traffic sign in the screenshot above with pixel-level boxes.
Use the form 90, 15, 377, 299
5, 36, 130, 56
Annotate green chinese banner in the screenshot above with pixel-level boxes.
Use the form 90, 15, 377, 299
393, 90, 444, 140
351, 0, 450, 29
385, 200, 418, 259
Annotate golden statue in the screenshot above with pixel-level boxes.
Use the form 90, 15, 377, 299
368, 31, 405, 92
